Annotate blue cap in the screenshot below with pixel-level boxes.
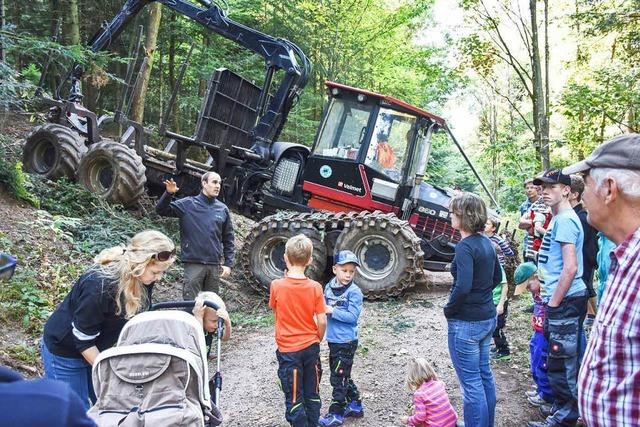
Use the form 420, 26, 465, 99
334, 250, 360, 266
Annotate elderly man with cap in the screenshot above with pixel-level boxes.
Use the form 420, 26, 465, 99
527, 168, 587, 427
565, 134, 640, 427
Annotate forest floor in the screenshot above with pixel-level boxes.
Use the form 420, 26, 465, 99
201, 276, 541, 427
0, 112, 541, 426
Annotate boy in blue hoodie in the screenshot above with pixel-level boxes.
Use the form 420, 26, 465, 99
318, 250, 364, 427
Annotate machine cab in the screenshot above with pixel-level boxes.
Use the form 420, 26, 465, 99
302, 82, 444, 215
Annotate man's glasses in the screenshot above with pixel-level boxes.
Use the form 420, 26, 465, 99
153, 249, 176, 261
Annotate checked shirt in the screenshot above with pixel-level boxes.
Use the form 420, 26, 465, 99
578, 226, 640, 426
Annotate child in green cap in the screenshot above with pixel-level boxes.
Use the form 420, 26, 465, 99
514, 262, 556, 412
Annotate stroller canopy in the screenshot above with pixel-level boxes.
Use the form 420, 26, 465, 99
89, 310, 212, 426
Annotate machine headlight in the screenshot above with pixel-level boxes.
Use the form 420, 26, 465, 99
272, 158, 300, 194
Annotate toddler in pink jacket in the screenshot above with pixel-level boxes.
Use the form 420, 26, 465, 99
401, 358, 458, 427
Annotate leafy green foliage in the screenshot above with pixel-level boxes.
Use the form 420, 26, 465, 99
426, 132, 478, 193
21, 64, 41, 86
230, 309, 274, 328
5, 0, 459, 145
1, 267, 51, 333
0, 176, 180, 337
31, 177, 105, 217
3, 343, 40, 366
558, 0, 640, 160
29, 178, 180, 255
0, 146, 40, 207
0, 62, 36, 111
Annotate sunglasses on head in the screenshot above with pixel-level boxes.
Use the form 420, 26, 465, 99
152, 249, 176, 261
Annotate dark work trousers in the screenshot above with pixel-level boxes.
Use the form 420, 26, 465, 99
276, 343, 322, 427
543, 293, 588, 426
328, 340, 361, 414
492, 300, 509, 353
183, 263, 221, 300
583, 267, 596, 298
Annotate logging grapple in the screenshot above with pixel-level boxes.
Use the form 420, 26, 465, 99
23, 0, 498, 299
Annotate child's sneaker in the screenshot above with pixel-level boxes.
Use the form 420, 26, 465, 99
527, 394, 550, 407
318, 413, 344, 427
343, 401, 364, 418
491, 350, 511, 361
538, 403, 555, 417
525, 390, 538, 398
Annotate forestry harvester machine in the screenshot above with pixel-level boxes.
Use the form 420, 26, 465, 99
23, 0, 499, 299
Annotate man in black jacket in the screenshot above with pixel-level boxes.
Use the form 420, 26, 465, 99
156, 172, 235, 298
568, 174, 599, 324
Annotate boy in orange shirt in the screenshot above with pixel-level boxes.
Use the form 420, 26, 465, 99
269, 234, 327, 427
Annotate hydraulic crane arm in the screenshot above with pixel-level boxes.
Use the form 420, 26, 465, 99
64, 0, 310, 162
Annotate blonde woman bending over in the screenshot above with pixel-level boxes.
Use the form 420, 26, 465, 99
41, 230, 176, 409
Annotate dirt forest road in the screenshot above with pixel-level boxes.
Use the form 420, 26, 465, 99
0, 178, 537, 426
197, 273, 539, 427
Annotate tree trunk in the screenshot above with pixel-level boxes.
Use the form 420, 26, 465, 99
63, 0, 80, 45
198, 33, 210, 98
130, 3, 162, 123
158, 49, 163, 127
599, 39, 617, 143
529, 0, 549, 170
490, 102, 498, 195
168, 12, 179, 132
0, 0, 5, 63
9, 0, 22, 69
542, 0, 550, 169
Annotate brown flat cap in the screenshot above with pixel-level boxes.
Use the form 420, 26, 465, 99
563, 133, 640, 174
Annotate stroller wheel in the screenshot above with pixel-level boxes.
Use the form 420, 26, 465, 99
204, 403, 223, 427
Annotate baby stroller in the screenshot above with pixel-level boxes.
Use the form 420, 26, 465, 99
0, 252, 17, 281
88, 300, 225, 426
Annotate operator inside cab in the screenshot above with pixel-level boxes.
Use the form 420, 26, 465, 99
375, 135, 396, 169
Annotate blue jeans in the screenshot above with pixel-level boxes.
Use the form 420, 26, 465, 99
530, 331, 554, 403
40, 340, 96, 410
448, 317, 497, 427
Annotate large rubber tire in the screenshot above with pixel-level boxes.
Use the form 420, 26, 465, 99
77, 140, 146, 207
239, 213, 327, 294
334, 211, 424, 299
22, 123, 86, 180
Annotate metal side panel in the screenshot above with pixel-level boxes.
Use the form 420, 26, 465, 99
194, 68, 270, 150
371, 178, 398, 201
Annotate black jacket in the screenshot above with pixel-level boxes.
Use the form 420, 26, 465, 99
156, 191, 235, 266
43, 270, 153, 358
444, 234, 502, 321
573, 204, 599, 288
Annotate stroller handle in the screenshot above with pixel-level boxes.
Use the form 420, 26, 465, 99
0, 253, 17, 281
150, 300, 226, 341
150, 300, 221, 311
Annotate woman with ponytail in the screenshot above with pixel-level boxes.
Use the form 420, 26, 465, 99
41, 230, 176, 409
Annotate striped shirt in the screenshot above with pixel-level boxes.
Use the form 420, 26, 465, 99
578, 226, 640, 426
489, 234, 514, 266
406, 380, 457, 427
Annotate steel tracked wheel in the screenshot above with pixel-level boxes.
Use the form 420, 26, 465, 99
77, 140, 146, 207
335, 212, 424, 299
23, 124, 86, 180
240, 214, 327, 294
